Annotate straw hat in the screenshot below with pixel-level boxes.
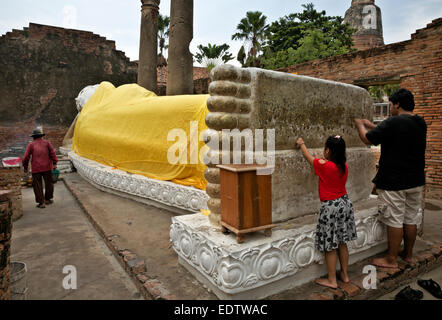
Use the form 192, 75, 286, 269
30, 127, 45, 137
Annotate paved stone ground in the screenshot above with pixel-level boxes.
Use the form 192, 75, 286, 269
377, 198, 442, 300
62, 173, 216, 300
421, 199, 442, 244
10, 181, 142, 300
62, 172, 442, 300
12, 172, 441, 300
270, 199, 442, 300
377, 262, 442, 300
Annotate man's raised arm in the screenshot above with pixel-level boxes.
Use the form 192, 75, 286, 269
354, 119, 373, 146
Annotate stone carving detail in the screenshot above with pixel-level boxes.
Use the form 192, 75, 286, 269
170, 212, 386, 294
204, 65, 253, 226
69, 151, 209, 213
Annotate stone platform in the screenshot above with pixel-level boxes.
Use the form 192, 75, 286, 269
68, 151, 209, 215
170, 197, 395, 300
56, 155, 74, 173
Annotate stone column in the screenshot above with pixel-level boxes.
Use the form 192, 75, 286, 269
167, 0, 194, 95
0, 190, 13, 300
138, 0, 160, 93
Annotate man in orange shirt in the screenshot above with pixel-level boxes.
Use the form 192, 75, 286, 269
23, 127, 58, 208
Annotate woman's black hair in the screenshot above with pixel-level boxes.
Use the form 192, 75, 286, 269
325, 135, 347, 175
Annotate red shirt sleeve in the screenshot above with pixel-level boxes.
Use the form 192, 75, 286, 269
313, 158, 327, 177
47, 141, 58, 165
22, 143, 33, 171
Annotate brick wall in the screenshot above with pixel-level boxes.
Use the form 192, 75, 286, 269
0, 23, 138, 158
279, 18, 442, 191
0, 168, 23, 222
0, 125, 67, 159
194, 77, 210, 94
0, 190, 13, 300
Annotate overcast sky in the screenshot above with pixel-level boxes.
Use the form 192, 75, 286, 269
1, 0, 441, 67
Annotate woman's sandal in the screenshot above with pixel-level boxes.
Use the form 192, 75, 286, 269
417, 279, 442, 299
395, 286, 423, 300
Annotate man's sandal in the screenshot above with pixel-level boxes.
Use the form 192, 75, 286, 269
394, 286, 423, 300
36, 204, 46, 209
417, 279, 442, 299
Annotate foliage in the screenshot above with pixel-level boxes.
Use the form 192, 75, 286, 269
157, 14, 170, 57
194, 43, 234, 72
261, 3, 356, 69
369, 84, 401, 102
231, 11, 269, 67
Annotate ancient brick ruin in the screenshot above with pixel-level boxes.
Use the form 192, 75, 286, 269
344, 0, 384, 51
0, 23, 138, 158
0, 190, 13, 300
0, 168, 22, 222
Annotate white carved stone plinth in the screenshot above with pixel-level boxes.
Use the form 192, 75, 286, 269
170, 198, 389, 300
68, 151, 209, 214
57, 157, 74, 173
59, 146, 72, 156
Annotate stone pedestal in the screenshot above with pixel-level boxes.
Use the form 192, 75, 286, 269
69, 151, 209, 215
56, 156, 74, 173
171, 197, 389, 300
204, 65, 374, 227
0, 190, 13, 300
170, 65, 386, 299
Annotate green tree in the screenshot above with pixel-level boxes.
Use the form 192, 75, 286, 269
261, 3, 356, 69
369, 84, 401, 102
194, 43, 234, 72
231, 11, 268, 67
157, 14, 170, 59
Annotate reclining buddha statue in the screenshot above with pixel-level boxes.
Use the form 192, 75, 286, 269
65, 81, 209, 191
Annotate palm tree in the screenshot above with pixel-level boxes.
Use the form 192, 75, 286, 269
231, 11, 268, 67
157, 14, 170, 87
157, 14, 170, 60
195, 43, 234, 72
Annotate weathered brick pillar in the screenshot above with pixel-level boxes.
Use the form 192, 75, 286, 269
138, 0, 160, 93
167, 0, 194, 95
0, 167, 23, 221
344, 0, 384, 51
0, 190, 13, 300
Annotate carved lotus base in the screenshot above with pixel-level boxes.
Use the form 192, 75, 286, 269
171, 199, 390, 300
68, 151, 209, 214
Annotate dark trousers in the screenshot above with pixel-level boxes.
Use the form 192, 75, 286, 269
32, 171, 54, 205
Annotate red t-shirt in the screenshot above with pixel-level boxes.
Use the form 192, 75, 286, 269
313, 158, 348, 201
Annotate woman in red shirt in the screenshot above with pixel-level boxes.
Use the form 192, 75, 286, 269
296, 135, 357, 289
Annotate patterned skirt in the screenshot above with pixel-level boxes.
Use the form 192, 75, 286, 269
315, 194, 358, 252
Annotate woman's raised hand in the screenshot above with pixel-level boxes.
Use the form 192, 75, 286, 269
296, 138, 305, 149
